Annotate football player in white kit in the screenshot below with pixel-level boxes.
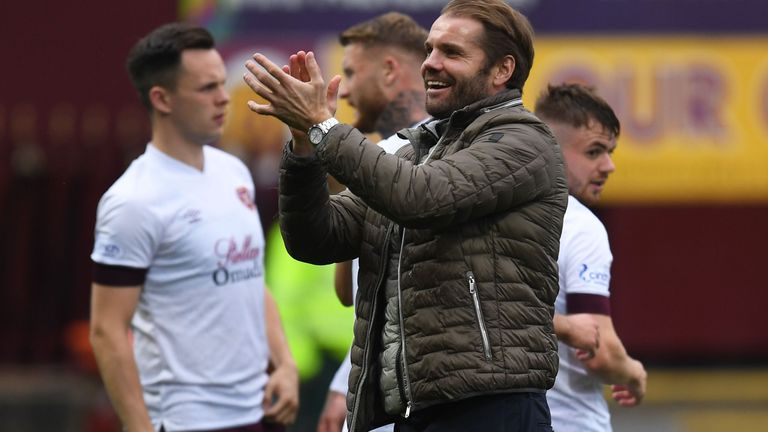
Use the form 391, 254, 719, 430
89, 23, 298, 432
535, 83, 647, 432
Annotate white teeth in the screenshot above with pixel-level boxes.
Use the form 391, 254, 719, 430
427, 81, 449, 89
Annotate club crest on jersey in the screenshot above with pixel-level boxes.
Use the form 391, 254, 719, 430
236, 186, 256, 211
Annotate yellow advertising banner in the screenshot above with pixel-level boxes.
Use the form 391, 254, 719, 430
523, 37, 768, 204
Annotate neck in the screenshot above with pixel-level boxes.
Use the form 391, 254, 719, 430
151, 121, 206, 171
374, 89, 428, 138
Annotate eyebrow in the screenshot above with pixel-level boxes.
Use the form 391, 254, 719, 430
589, 141, 616, 152
197, 77, 224, 89
425, 39, 464, 51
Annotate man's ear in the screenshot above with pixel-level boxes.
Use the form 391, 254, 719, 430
149, 85, 172, 115
382, 56, 399, 87
492, 55, 515, 88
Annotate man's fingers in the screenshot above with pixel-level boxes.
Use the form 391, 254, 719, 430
268, 396, 296, 425
245, 58, 282, 93
614, 394, 639, 407
252, 52, 295, 87
242, 68, 278, 117
289, 52, 310, 82
242, 67, 281, 113
327, 75, 342, 115
246, 100, 274, 117
288, 55, 300, 79
611, 384, 642, 407
262, 380, 275, 410
305, 51, 325, 85
575, 348, 595, 361
294, 51, 311, 82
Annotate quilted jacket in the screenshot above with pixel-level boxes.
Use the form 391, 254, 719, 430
278, 88, 568, 432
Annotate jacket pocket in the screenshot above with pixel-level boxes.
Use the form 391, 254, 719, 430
466, 271, 492, 361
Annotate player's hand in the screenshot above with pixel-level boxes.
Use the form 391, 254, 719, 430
263, 361, 299, 425
316, 391, 347, 432
611, 360, 647, 407
563, 313, 600, 356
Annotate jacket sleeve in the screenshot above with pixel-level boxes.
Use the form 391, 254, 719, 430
278, 144, 367, 265
318, 121, 563, 230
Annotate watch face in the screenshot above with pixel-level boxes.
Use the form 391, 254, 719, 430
309, 127, 323, 145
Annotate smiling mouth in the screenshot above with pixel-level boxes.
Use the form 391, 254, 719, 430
426, 80, 451, 90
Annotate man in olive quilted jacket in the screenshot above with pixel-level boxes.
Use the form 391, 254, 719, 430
243, 1, 568, 431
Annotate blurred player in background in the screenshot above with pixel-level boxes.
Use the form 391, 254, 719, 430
535, 83, 647, 432
89, 22, 298, 432
315, 12, 430, 432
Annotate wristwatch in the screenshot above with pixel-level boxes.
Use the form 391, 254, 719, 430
308, 117, 340, 146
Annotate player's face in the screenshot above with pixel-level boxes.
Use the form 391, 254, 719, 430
552, 119, 617, 206
168, 49, 230, 145
339, 43, 387, 134
421, 15, 495, 119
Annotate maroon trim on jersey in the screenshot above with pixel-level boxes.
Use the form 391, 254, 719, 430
92, 262, 148, 286
566, 293, 611, 315
160, 421, 285, 432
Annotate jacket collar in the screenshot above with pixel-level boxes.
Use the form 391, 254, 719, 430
398, 88, 525, 158
448, 88, 523, 127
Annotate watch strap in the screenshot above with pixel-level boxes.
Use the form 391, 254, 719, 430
312, 117, 339, 134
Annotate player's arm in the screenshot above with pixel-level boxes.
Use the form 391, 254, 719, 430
580, 314, 647, 407
334, 261, 353, 306
317, 349, 352, 432
317, 391, 347, 432
90, 282, 154, 432
553, 312, 600, 355
263, 287, 299, 425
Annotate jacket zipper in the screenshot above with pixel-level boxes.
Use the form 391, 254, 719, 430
467, 271, 492, 361
395, 346, 409, 416
394, 139, 442, 419
349, 224, 393, 431
396, 229, 414, 418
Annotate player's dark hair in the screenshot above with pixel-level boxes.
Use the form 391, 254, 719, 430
534, 83, 620, 137
126, 23, 215, 111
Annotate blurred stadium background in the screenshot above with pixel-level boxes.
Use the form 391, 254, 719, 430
1, 0, 767, 430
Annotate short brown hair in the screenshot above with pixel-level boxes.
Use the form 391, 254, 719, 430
534, 83, 620, 138
442, 0, 534, 91
127, 22, 215, 111
339, 12, 428, 60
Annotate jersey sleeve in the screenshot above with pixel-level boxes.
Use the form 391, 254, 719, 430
559, 214, 613, 299
90, 190, 162, 272
329, 349, 352, 394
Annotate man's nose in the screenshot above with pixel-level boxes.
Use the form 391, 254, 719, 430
601, 155, 616, 174
421, 52, 442, 75
218, 86, 230, 105
338, 80, 349, 99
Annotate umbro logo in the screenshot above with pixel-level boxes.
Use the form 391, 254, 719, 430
181, 208, 202, 224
